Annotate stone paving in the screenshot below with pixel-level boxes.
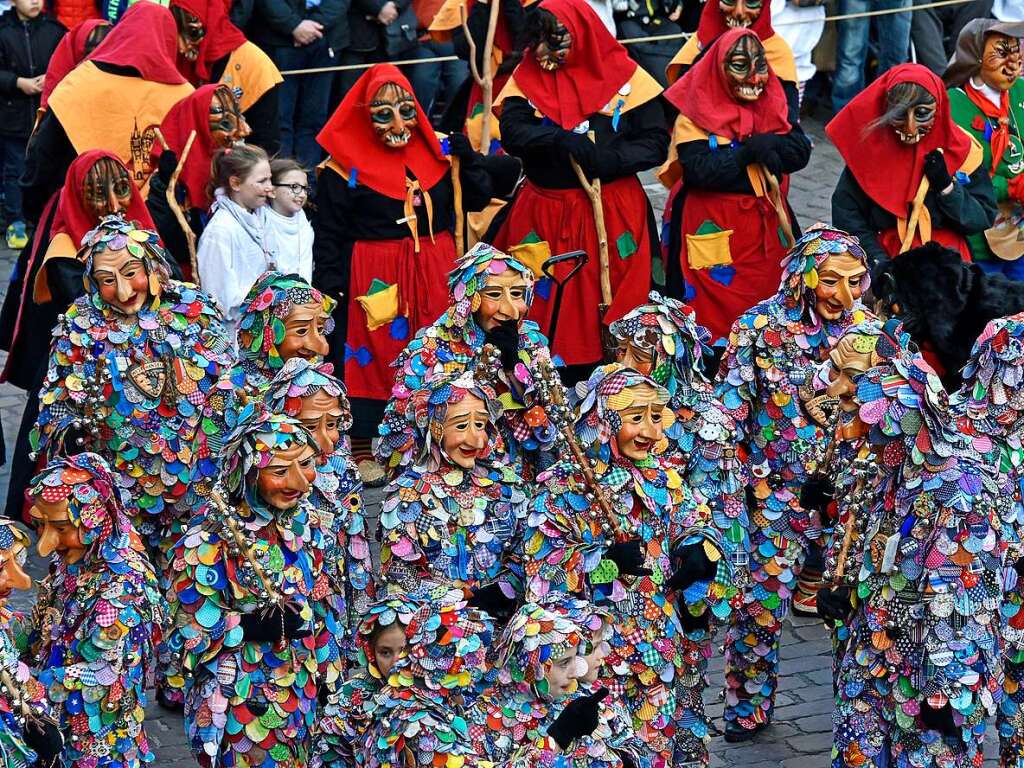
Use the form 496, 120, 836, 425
0, 118, 999, 767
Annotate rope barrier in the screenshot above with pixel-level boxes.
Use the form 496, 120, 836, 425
277, 0, 974, 75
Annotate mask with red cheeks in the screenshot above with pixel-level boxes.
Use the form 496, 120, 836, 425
0, 525, 32, 599
255, 442, 317, 510
814, 253, 868, 321
30, 497, 87, 565
724, 34, 769, 102
613, 384, 668, 462
82, 158, 133, 221
370, 83, 418, 148
297, 390, 344, 459
209, 86, 251, 148
277, 302, 330, 363
981, 32, 1022, 92
440, 393, 490, 470
171, 4, 206, 61
719, 0, 763, 28
91, 247, 154, 316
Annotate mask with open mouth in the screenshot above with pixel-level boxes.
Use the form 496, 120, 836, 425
171, 4, 206, 62
82, 156, 133, 221
724, 33, 769, 102
885, 82, 937, 145
532, 9, 572, 71
370, 82, 418, 148
719, 0, 763, 28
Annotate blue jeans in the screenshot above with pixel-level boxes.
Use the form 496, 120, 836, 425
832, 0, 912, 112
0, 136, 26, 224
402, 40, 468, 115
274, 37, 335, 172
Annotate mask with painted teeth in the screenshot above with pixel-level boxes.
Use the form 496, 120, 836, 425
884, 82, 936, 145
370, 82, 418, 149
171, 4, 205, 62
719, 0, 763, 29
724, 34, 768, 102
981, 32, 1022, 92
533, 12, 572, 71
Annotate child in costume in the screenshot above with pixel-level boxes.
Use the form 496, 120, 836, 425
379, 372, 526, 620
361, 596, 495, 768
714, 225, 869, 741
171, 407, 336, 768
378, 242, 558, 479
315, 593, 423, 768
27, 453, 166, 768
0, 522, 62, 768
261, 357, 375, 661
523, 363, 733, 767
824, 320, 1002, 768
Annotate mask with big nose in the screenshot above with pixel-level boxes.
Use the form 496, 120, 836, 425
171, 4, 206, 62
256, 443, 317, 510
724, 34, 769, 102
83, 157, 133, 221
885, 82, 937, 145
370, 83, 418, 148
209, 85, 251, 148
814, 252, 868, 321
298, 390, 344, 460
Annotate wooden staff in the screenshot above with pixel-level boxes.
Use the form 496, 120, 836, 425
210, 487, 284, 606
451, 155, 465, 255
899, 175, 931, 253
765, 170, 796, 249
154, 127, 199, 283
460, 0, 501, 153
570, 131, 611, 310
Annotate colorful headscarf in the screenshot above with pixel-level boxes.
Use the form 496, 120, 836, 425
237, 271, 336, 377
29, 452, 136, 549
572, 363, 672, 462
391, 594, 495, 693
609, 291, 713, 401
79, 215, 172, 309
262, 357, 353, 433
493, 603, 585, 694
778, 224, 870, 321
958, 312, 1024, 434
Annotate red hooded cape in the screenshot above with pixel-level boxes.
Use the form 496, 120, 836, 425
664, 27, 790, 140
696, 0, 775, 48
172, 0, 248, 82
40, 19, 110, 110
512, 0, 636, 130
150, 84, 223, 210
88, 2, 188, 85
316, 64, 449, 201
826, 63, 972, 217
53, 150, 156, 246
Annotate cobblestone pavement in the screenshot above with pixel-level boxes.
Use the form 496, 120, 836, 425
0, 119, 999, 767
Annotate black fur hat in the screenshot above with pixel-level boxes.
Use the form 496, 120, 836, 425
871, 242, 1024, 388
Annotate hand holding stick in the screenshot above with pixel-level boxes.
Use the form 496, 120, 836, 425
154, 127, 199, 282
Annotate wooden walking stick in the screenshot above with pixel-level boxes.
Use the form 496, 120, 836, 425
451, 154, 465, 256
765, 170, 796, 249
569, 131, 615, 359
460, 0, 501, 153
154, 127, 199, 283
899, 176, 931, 253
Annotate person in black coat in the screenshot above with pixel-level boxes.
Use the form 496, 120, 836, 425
0, 0, 64, 240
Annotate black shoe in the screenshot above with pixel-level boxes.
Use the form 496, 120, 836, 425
723, 720, 768, 743
156, 685, 184, 711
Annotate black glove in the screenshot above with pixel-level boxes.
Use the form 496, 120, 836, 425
467, 582, 518, 623
24, 718, 64, 768
483, 318, 520, 371
920, 702, 959, 738
799, 474, 836, 517
238, 604, 312, 642
559, 131, 600, 178
447, 132, 476, 162
736, 133, 779, 166
923, 150, 952, 192
816, 586, 853, 626
603, 539, 653, 577
547, 687, 609, 749
157, 150, 179, 186
667, 541, 717, 592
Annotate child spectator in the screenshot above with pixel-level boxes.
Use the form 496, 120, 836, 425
196, 143, 277, 327
0, 0, 63, 248
266, 156, 313, 282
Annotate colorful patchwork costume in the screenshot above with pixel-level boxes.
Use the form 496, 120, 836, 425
171, 408, 335, 767
379, 372, 527, 603
714, 226, 869, 735
828, 320, 1003, 768
953, 312, 1024, 767
378, 243, 557, 478
523, 364, 734, 767
27, 453, 166, 768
